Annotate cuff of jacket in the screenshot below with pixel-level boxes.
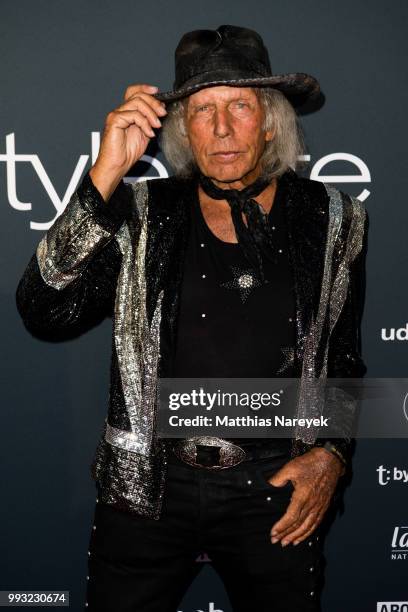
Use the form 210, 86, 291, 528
78, 170, 133, 234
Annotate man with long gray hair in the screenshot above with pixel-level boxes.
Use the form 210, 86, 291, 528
16, 24, 368, 612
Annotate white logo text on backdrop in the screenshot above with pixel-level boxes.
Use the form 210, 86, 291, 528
377, 466, 408, 485
391, 527, 408, 560
1, 133, 371, 231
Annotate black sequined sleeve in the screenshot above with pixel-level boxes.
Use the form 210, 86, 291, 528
327, 208, 369, 379
316, 207, 369, 468
15, 171, 133, 341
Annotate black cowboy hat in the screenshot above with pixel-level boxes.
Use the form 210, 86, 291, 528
153, 24, 321, 108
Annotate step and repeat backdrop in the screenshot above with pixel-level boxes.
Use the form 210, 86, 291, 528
1, 1, 407, 611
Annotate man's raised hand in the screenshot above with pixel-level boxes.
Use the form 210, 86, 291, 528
89, 84, 167, 201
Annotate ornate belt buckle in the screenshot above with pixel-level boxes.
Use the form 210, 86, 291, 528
173, 436, 246, 470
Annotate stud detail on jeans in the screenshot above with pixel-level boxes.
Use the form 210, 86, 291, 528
266, 496, 272, 502
201, 313, 206, 318
92, 525, 96, 530
88, 551, 91, 556
308, 540, 313, 547
309, 566, 314, 573
247, 480, 252, 485
310, 591, 314, 597
86, 576, 89, 580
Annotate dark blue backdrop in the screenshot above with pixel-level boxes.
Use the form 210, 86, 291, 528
1, 1, 407, 610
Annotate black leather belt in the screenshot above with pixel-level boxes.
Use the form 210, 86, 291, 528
170, 436, 289, 470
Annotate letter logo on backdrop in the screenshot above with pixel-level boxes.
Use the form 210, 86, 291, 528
301, 151, 371, 201
1, 132, 371, 231
391, 526, 408, 560
377, 604, 408, 612
377, 465, 408, 485
0, 132, 168, 231
381, 324, 408, 342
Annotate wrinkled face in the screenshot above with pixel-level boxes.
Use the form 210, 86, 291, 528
185, 85, 274, 184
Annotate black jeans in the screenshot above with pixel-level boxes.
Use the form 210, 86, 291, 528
85, 450, 325, 611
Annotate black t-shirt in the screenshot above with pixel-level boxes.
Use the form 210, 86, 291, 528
172, 175, 296, 378
171, 176, 296, 454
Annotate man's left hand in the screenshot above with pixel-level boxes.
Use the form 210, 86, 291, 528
268, 447, 344, 547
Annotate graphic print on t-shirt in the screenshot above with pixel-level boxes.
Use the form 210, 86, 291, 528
219, 264, 263, 303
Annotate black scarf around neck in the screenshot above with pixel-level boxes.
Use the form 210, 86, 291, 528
198, 172, 278, 281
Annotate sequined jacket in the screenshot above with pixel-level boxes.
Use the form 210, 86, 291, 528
15, 167, 368, 519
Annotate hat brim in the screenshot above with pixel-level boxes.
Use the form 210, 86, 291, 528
153, 72, 320, 107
